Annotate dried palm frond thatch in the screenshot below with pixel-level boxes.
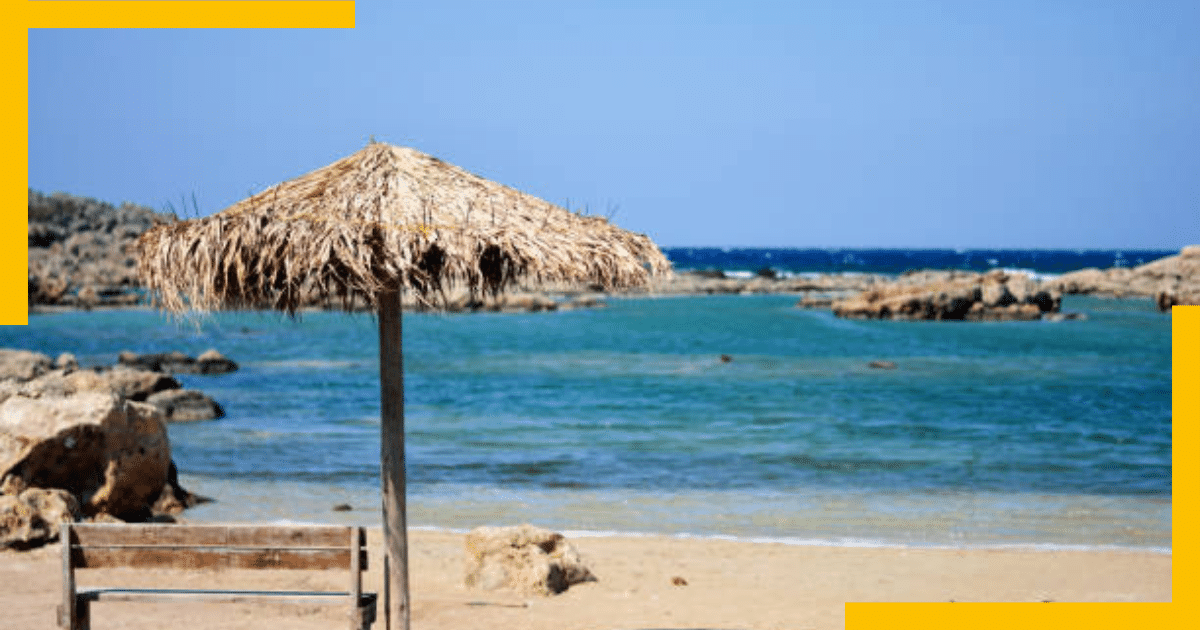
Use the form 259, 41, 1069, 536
138, 142, 671, 314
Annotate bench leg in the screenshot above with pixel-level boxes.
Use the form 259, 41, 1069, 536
73, 599, 90, 630
57, 599, 89, 630
354, 599, 377, 630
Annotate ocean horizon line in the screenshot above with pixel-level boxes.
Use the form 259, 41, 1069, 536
659, 245, 1181, 253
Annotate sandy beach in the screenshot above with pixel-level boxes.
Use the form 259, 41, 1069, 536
1, 528, 1169, 630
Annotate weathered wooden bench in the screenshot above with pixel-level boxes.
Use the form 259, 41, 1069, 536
59, 522, 377, 630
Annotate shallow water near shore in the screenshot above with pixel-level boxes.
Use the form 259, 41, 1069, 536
8, 292, 1171, 551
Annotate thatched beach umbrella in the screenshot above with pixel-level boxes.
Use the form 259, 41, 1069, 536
137, 141, 671, 629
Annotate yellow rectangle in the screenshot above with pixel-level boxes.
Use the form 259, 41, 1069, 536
23, 2, 355, 29
849, 602, 1175, 629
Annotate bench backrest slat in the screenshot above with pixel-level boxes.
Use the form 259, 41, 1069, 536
72, 547, 356, 571
70, 524, 355, 548
67, 524, 368, 571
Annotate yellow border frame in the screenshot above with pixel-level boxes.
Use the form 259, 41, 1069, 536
5, 3, 1185, 630
5, 1, 354, 326
848, 307, 1190, 626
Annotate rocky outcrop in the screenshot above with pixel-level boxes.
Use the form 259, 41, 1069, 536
2, 348, 229, 423
0, 487, 82, 549
55, 353, 79, 371
0, 391, 171, 521
4, 365, 223, 422
830, 270, 1061, 321
1, 346, 222, 548
0, 349, 54, 382
1048, 245, 1200, 311
28, 189, 176, 308
118, 349, 239, 375
1158, 287, 1200, 311
97, 366, 182, 401
2, 368, 113, 400
464, 524, 597, 596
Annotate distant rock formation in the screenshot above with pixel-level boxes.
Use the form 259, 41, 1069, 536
28, 189, 176, 308
830, 270, 1061, 321
1048, 245, 1200, 311
647, 270, 885, 297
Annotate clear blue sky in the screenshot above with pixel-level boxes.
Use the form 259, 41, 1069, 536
27, 0, 1200, 249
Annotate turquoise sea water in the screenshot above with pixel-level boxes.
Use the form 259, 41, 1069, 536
7, 292, 1171, 551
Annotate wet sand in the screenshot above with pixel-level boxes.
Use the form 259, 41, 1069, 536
1, 527, 1169, 630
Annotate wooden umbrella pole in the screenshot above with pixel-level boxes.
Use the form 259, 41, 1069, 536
378, 288, 410, 630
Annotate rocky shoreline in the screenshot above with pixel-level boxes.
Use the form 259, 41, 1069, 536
0, 348, 237, 549
828, 269, 1061, 321
1047, 244, 1200, 310
645, 245, 1200, 320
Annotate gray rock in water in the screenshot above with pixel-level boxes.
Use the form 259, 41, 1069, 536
464, 524, 597, 596
196, 349, 239, 374
118, 349, 238, 375
146, 389, 225, 422
118, 351, 195, 374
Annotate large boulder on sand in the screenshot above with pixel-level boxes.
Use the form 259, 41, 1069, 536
464, 524, 597, 595
0, 392, 170, 521
0, 487, 82, 549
